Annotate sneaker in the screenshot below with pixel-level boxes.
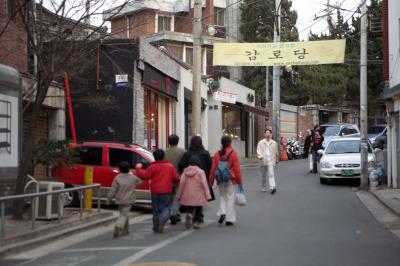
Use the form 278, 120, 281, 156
158, 219, 165, 233
225, 221, 234, 226
185, 214, 192, 229
260, 188, 267, 192
270, 188, 277, 194
192, 222, 201, 229
218, 214, 226, 224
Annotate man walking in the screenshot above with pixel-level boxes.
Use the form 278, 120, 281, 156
165, 134, 185, 224
257, 129, 279, 194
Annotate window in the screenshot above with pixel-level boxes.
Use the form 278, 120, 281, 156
109, 148, 149, 169
74, 146, 102, 166
325, 140, 372, 154
5, 0, 15, 20
158, 16, 172, 32
222, 105, 241, 139
185, 47, 193, 65
341, 127, 358, 135
214, 7, 225, 26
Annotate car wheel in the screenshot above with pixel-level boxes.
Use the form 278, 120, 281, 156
64, 184, 79, 207
320, 178, 327, 184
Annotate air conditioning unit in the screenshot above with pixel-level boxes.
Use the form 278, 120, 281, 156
35, 181, 65, 220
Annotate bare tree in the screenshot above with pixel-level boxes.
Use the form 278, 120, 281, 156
0, 0, 137, 218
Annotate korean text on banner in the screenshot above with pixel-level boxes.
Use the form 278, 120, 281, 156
213, 91, 237, 104
213, 39, 346, 66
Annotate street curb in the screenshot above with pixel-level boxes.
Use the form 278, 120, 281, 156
370, 190, 400, 218
0, 211, 118, 258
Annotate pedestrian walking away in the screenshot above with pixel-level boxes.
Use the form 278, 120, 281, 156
136, 149, 180, 233
165, 134, 186, 225
257, 129, 279, 194
176, 155, 211, 229
178, 135, 213, 225
107, 161, 143, 238
210, 135, 243, 226
311, 129, 324, 174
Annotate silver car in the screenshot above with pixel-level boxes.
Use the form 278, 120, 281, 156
320, 123, 360, 148
318, 136, 376, 184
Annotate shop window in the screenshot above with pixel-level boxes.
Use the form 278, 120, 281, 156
214, 7, 225, 26
158, 15, 172, 32
109, 148, 149, 168
222, 105, 241, 139
74, 146, 102, 166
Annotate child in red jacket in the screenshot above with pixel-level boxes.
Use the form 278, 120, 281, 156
136, 149, 179, 233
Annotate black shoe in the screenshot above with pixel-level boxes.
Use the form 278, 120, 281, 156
225, 222, 234, 226
170, 215, 178, 225
270, 188, 277, 194
218, 214, 226, 224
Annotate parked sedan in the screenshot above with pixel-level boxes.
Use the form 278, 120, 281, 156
318, 136, 375, 184
369, 126, 387, 150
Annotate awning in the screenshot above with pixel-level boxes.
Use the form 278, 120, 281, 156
222, 102, 268, 117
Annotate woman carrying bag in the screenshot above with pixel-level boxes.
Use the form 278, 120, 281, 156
210, 136, 243, 226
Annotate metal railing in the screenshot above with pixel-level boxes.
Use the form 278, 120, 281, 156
0, 183, 101, 238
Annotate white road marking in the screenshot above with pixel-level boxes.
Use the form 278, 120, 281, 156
112, 231, 193, 266
112, 219, 214, 266
60, 246, 148, 253
7, 214, 152, 261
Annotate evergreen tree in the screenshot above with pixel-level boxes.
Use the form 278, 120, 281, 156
239, 0, 299, 106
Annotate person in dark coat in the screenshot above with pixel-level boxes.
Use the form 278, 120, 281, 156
178, 135, 212, 224
303, 129, 312, 159
311, 130, 324, 173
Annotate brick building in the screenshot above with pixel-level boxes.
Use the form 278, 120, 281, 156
0, 1, 65, 196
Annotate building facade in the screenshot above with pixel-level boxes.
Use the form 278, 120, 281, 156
383, 0, 400, 188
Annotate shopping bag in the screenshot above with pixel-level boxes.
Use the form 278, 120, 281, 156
309, 154, 313, 171
234, 185, 246, 206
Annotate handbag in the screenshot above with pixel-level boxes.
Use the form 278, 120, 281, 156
234, 185, 246, 206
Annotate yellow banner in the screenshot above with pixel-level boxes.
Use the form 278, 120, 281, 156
213, 39, 346, 66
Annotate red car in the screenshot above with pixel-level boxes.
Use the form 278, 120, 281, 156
52, 142, 154, 206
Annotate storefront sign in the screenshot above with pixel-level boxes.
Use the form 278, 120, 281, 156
213, 39, 346, 66
213, 90, 237, 104
143, 64, 178, 98
115, 74, 128, 88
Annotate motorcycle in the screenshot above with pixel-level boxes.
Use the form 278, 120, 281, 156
286, 139, 302, 160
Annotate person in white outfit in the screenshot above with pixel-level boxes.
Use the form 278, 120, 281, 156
256, 129, 279, 194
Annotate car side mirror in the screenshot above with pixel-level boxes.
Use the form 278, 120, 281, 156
317, 149, 324, 155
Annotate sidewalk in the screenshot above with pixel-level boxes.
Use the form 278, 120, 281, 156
0, 207, 140, 258
371, 188, 400, 217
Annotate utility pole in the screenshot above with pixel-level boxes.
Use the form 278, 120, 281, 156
265, 67, 269, 106
360, 0, 368, 189
192, 0, 202, 136
272, 0, 281, 143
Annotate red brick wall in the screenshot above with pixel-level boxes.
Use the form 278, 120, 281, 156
297, 107, 314, 143
0, 0, 27, 72
111, 10, 156, 38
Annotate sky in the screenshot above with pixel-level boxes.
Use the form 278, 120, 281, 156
292, 0, 367, 40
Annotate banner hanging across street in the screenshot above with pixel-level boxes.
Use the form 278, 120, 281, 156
213, 39, 346, 66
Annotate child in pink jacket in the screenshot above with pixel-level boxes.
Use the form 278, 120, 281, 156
176, 155, 211, 229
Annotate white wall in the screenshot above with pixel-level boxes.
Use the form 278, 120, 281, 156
389, 0, 400, 88
219, 77, 255, 107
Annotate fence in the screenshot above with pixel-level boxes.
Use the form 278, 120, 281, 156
0, 184, 101, 238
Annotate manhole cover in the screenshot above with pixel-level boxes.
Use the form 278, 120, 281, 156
129, 263, 197, 266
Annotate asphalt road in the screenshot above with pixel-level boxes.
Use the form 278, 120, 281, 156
3, 159, 400, 266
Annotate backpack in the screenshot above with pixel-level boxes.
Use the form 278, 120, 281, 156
215, 150, 234, 183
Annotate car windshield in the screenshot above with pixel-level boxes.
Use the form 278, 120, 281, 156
325, 140, 372, 154
320, 125, 340, 136
368, 126, 385, 134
